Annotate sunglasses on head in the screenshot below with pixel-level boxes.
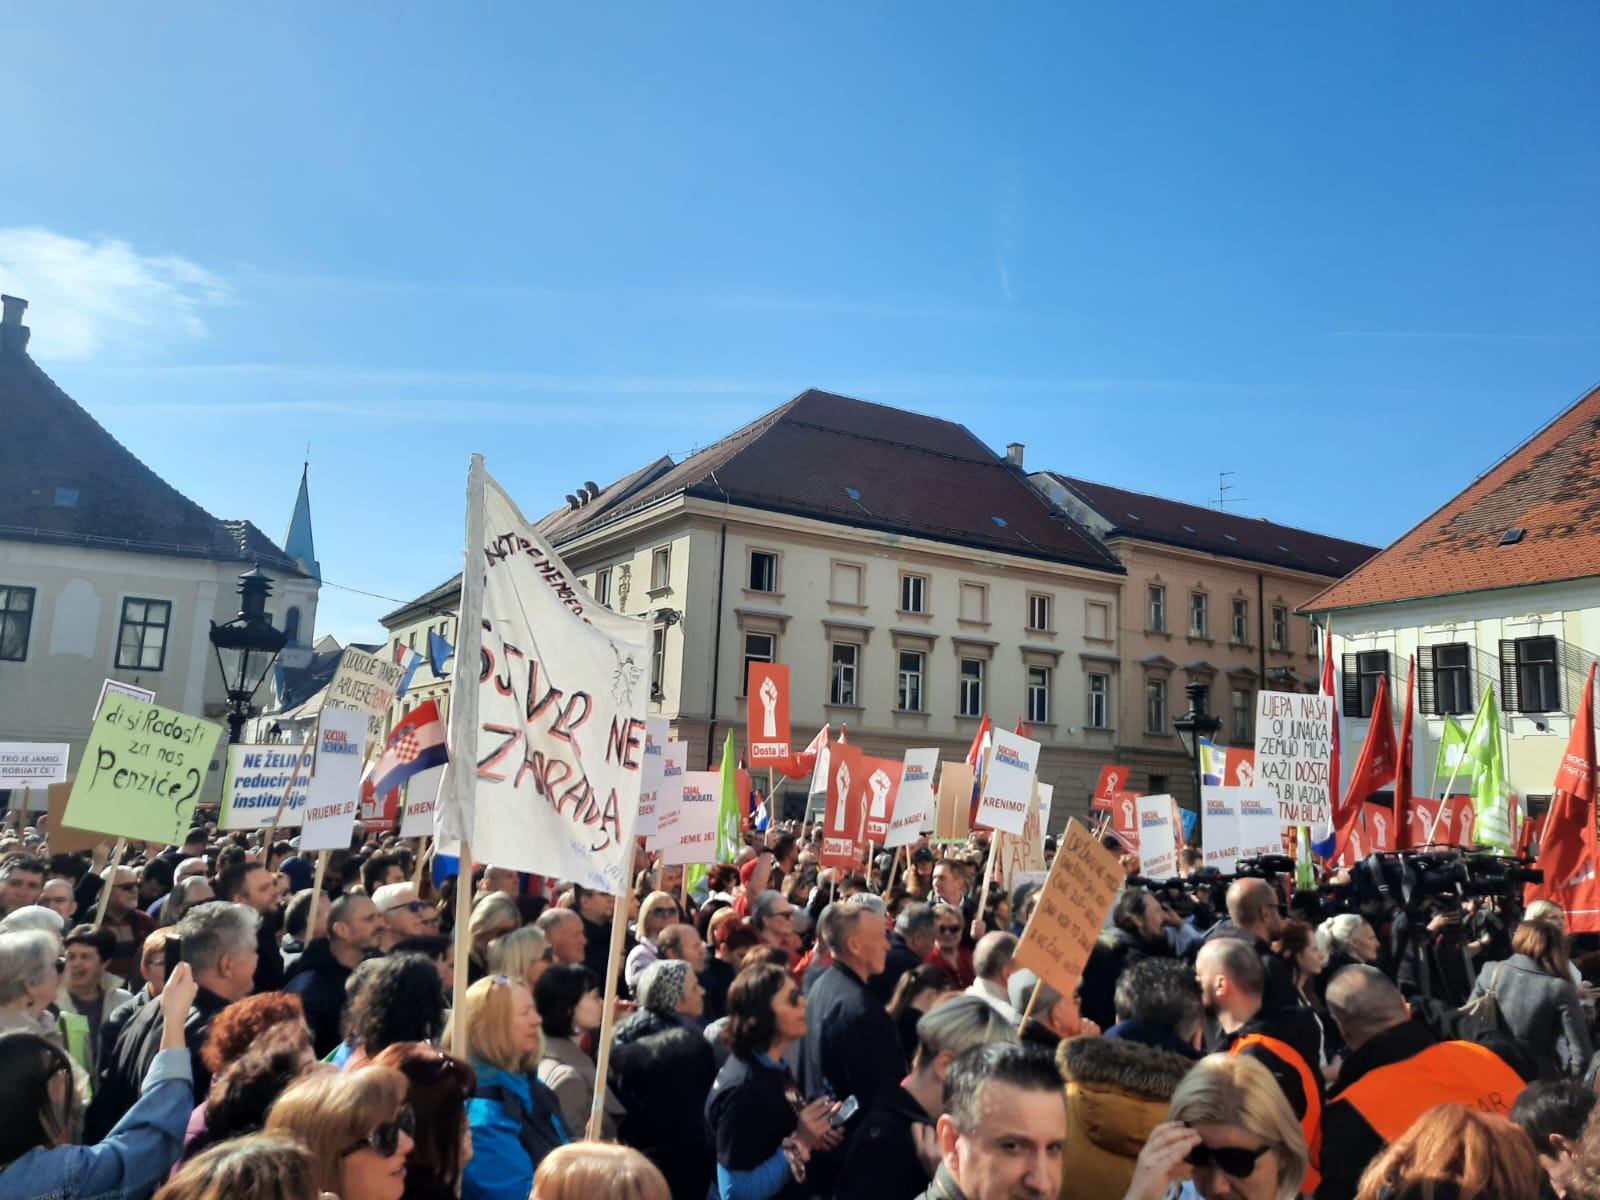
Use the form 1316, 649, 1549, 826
1184, 1142, 1270, 1178
344, 1104, 414, 1158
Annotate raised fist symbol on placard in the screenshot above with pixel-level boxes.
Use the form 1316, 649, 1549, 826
868, 769, 893, 820
832, 764, 853, 834
758, 676, 779, 738
1103, 771, 1121, 797
1120, 798, 1134, 827
1372, 812, 1388, 845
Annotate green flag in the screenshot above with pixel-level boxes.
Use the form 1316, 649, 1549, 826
1434, 714, 1471, 781
688, 730, 742, 896
1463, 685, 1515, 852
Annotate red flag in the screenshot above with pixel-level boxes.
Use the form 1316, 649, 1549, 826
965, 714, 992, 768
1319, 632, 1342, 847
1394, 656, 1417, 849
1013, 716, 1030, 741
1526, 662, 1600, 930
1333, 675, 1396, 866
770, 723, 828, 780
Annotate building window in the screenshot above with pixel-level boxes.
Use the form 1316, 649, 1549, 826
1231, 687, 1253, 742
1087, 673, 1109, 728
284, 607, 301, 644
742, 632, 774, 696
1189, 592, 1209, 639
1344, 650, 1390, 719
1430, 643, 1473, 715
650, 625, 666, 699
1027, 593, 1052, 632
831, 562, 863, 606
116, 598, 171, 671
1147, 585, 1166, 633
1148, 773, 1168, 795
959, 582, 987, 623
1231, 599, 1249, 645
0, 585, 36, 662
897, 650, 925, 711
1086, 601, 1110, 642
900, 573, 927, 614
1512, 636, 1560, 714
650, 546, 671, 591
959, 658, 984, 718
1026, 665, 1051, 724
830, 643, 858, 706
749, 551, 778, 593
1146, 678, 1168, 734
593, 567, 612, 607
1271, 606, 1289, 651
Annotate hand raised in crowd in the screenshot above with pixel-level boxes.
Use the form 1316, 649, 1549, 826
1123, 1120, 1202, 1200
794, 1097, 844, 1154
158, 961, 199, 1050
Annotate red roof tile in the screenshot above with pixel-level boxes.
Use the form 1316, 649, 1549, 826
1307, 381, 1600, 612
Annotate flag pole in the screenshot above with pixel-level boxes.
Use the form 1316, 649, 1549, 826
93, 838, 127, 926
587, 876, 630, 1140
264, 715, 318, 851
448, 843, 473, 1057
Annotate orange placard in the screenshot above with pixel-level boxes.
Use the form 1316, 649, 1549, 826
820, 742, 864, 868
1092, 765, 1129, 811
1109, 790, 1141, 852
1225, 748, 1257, 788
1014, 818, 1125, 1000
746, 664, 792, 764
857, 757, 902, 843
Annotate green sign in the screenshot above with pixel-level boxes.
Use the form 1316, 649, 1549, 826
65, 695, 223, 844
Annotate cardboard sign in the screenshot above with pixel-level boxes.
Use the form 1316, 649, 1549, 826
1000, 787, 1047, 880
746, 664, 791, 764
1201, 785, 1241, 874
399, 764, 445, 837
635, 716, 670, 843
1109, 790, 1141, 852
886, 748, 939, 848
93, 678, 155, 719
661, 770, 720, 866
1235, 786, 1284, 860
1225, 747, 1257, 788
1254, 691, 1334, 829
65, 696, 222, 844
45, 782, 106, 855
220, 743, 315, 830
322, 647, 406, 757
650, 741, 688, 852
859, 756, 902, 843
1092, 765, 1129, 812
976, 728, 1040, 835
1013, 818, 1125, 1001
298, 706, 368, 852
820, 743, 865, 868
934, 762, 975, 843
1136, 793, 1178, 878
0, 743, 71, 789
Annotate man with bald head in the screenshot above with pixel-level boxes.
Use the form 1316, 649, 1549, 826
1315, 965, 1528, 1200
1199, 875, 1297, 1012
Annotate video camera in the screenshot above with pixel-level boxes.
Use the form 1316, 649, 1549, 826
1311, 848, 1541, 920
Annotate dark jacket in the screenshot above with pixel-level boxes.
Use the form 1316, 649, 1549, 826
1218, 1007, 1325, 1124
1077, 928, 1172, 1030
1470, 953, 1593, 1080
252, 914, 285, 994
1201, 922, 1300, 1014
608, 1008, 718, 1200
284, 937, 354, 1057
581, 913, 634, 983
699, 957, 735, 1023
869, 934, 926, 1005
836, 1083, 933, 1200
1393, 910, 1475, 1007
84, 982, 230, 1141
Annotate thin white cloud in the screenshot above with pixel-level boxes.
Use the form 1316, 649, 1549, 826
0, 227, 229, 360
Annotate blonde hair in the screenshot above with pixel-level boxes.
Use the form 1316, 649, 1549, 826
1355, 1103, 1539, 1200
450, 976, 541, 1072
469, 891, 520, 945
637, 890, 679, 933
1167, 1054, 1307, 1200
154, 1133, 316, 1200
532, 1143, 670, 1200
264, 1067, 408, 1194
488, 926, 548, 982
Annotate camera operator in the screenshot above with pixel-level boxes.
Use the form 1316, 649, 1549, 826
1393, 895, 1477, 1008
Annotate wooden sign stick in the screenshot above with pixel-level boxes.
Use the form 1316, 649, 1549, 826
92, 837, 128, 926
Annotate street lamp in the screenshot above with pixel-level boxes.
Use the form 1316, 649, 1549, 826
209, 566, 289, 744
1172, 681, 1223, 812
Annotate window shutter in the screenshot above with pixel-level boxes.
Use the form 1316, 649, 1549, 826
1341, 653, 1361, 715
1499, 639, 1519, 714
1418, 654, 1436, 715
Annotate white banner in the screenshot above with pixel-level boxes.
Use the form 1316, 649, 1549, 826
439, 458, 652, 893
0, 742, 70, 789
1236, 785, 1283, 861
1201, 785, 1240, 875
886, 747, 939, 848
299, 706, 368, 852
1037, 782, 1054, 837
219, 743, 315, 829
1254, 691, 1334, 829
1136, 793, 1178, 879
661, 770, 720, 867
649, 741, 687, 853
93, 679, 154, 720
399, 764, 446, 838
323, 647, 406, 759
636, 717, 670, 843
975, 728, 1040, 835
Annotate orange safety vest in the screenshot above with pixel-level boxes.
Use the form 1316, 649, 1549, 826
1332, 1040, 1526, 1146
1230, 1032, 1323, 1191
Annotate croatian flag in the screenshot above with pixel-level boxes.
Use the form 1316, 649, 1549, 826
392, 642, 424, 700
371, 699, 449, 797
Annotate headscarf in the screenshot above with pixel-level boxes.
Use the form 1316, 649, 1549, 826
637, 958, 690, 1016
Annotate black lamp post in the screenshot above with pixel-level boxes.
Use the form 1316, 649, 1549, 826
1172, 681, 1224, 812
209, 566, 289, 744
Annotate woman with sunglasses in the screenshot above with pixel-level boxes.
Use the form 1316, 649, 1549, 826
1124, 1054, 1308, 1200
265, 1065, 413, 1200
625, 891, 681, 994
371, 1043, 478, 1200
0, 961, 199, 1200
923, 903, 975, 990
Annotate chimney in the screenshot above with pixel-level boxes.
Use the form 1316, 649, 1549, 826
0, 295, 28, 353
1005, 442, 1025, 469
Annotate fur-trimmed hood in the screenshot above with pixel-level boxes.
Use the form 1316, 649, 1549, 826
1060, 1034, 1193, 1099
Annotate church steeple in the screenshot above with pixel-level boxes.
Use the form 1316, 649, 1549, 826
284, 462, 321, 583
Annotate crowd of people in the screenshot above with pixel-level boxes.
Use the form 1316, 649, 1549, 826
2, 815, 1600, 1200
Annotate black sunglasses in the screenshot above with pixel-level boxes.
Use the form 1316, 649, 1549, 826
936, 924, 962, 933
384, 900, 425, 914
344, 1104, 415, 1158
1184, 1142, 1270, 1178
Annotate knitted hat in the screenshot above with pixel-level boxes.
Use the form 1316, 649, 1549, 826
637, 959, 691, 1016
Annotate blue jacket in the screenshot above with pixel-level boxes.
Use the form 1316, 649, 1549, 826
0, 1046, 192, 1200
462, 1063, 569, 1200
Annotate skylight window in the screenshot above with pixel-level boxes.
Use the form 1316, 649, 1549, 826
53, 487, 79, 508
1181, 524, 1195, 533
1277, 545, 1290, 553
1127, 512, 1141, 521
843, 487, 861, 500
1501, 528, 1526, 546
1326, 555, 1340, 564
1224, 533, 1238, 542
991, 516, 1008, 527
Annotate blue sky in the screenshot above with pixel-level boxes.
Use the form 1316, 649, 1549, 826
3, 5, 1597, 644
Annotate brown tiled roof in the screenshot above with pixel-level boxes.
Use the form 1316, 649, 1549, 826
0, 328, 300, 572
1307, 381, 1600, 612
1047, 475, 1380, 578
538, 389, 1124, 571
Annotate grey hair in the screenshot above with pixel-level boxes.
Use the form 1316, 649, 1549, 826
846, 892, 886, 919
488, 926, 548, 980
816, 901, 873, 953
1316, 913, 1367, 958
914, 994, 1016, 1067
748, 890, 789, 930
0, 930, 58, 1005
177, 901, 260, 974
0, 906, 65, 938
972, 931, 1017, 981
895, 902, 937, 940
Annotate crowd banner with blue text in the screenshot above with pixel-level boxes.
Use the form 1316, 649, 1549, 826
975, 728, 1040, 835
885, 748, 940, 848
399, 764, 446, 838
220, 743, 315, 829
635, 716, 671, 844
1136, 793, 1179, 878
298, 706, 370, 852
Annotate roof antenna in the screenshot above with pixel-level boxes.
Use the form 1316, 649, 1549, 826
1215, 471, 1250, 511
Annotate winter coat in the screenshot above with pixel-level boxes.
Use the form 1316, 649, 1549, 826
1470, 953, 1593, 1080
608, 1008, 718, 1200
1057, 1034, 1193, 1200
283, 938, 355, 1058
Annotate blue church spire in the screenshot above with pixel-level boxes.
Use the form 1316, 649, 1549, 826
284, 462, 321, 583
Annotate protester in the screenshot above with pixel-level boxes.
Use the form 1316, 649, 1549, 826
265, 1064, 413, 1200
155, 1132, 319, 1200
530, 1143, 671, 1200
570, 884, 623, 977
965, 931, 1019, 1022
372, 883, 437, 949
57, 924, 133, 1076
534, 907, 584, 969
184, 1022, 321, 1163
925, 903, 976, 989
285, 892, 385, 1057
533, 964, 618, 1140
371, 1042, 478, 1200
215, 860, 285, 992
160, 876, 215, 928
1353, 1103, 1541, 1200
1078, 889, 1174, 1031
625, 890, 681, 993
874, 902, 938, 1004
39, 877, 78, 921
395, 934, 456, 995
704, 917, 763, 1018
1469, 918, 1592, 1080
0, 928, 64, 1042
96, 865, 159, 979
0, 852, 47, 916
1512, 1081, 1596, 1200
279, 889, 324, 976
487, 926, 551, 994
343, 953, 449, 1069
890, 964, 953, 1064
1204, 878, 1298, 1013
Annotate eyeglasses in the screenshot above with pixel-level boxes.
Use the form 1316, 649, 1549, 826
1184, 1142, 1270, 1178
344, 1104, 415, 1157
384, 900, 425, 915
936, 924, 961, 934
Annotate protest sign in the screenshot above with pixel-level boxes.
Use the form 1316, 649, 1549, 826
1254, 691, 1334, 828
399, 765, 445, 837
65, 695, 222, 844
1001, 787, 1047, 879
635, 717, 670, 843
323, 647, 407, 757
0, 743, 70, 789
1136, 793, 1178, 878
661, 770, 720, 866
1092, 765, 1129, 812
1109, 790, 1140, 852
299, 706, 369, 852
438, 460, 651, 893
1037, 782, 1054, 836
1013, 818, 1125, 1000
45, 783, 104, 855
975, 729, 1040, 835
359, 778, 400, 833
1435, 794, 1476, 846
1201, 786, 1240, 874
93, 679, 155, 719
934, 762, 974, 843
886, 748, 939, 847
1235, 786, 1283, 860
746, 664, 791, 765
220, 743, 315, 829
1225, 748, 1257, 788
650, 741, 688, 852
820, 743, 865, 868
859, 756, 902, 843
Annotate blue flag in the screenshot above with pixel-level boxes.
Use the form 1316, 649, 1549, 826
428, 629, 453, 677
